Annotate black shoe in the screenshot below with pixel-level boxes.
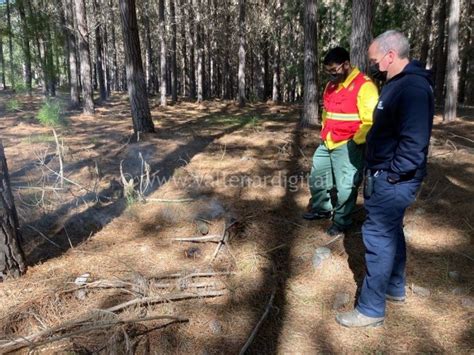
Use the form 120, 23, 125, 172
302, 210, 332, 220
326, 224, 346, 238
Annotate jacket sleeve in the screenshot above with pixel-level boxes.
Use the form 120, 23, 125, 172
353, 81, 378, 145
390, 85, 432, 177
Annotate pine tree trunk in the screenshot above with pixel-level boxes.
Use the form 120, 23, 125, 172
206, 1, 212, 99
458, 0, 472, 104
93, 0, 107, 101
103, 24, 111, 97
263, 39, 270, 100
28, 0, 48, 95
466, 55, 474, 105
238, 0, 246, 107
189, 0, 196, 99
196, 0, 204, 102
6, 0, 15, 89
170, 0, 178, 102
0, 39, 5, 90
180, 0, 187, 97
434, 0, 448, 104
63, 0, 80, 107
420, 0, 435, 65
74, 0, 95, 114
302, 0, 318, 126
17, 0, 33, 95
44, 20, 56, 96
272, 0, 282, 102
118, 0, 155, 134
110, 0, 119, 92
57, 0, 71, 91
350, 0, 373, 73
144, 13, 155, 94
443, 0, 460, 122
159, 0, 167, 106
0, 143, 27, 281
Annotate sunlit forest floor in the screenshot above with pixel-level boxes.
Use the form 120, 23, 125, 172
0, 90, 473, 353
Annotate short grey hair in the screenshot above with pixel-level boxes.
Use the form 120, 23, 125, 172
373, 30, 410, 59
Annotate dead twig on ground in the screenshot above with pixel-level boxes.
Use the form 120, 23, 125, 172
26, 225, 63, 249
173, 235, 223, 242
448, 133, 474, 144
239, 287, 276, 355
210, 219, 238, 263
52, 129, 64, 188
145, 198, 194, 203
322, 234, 343, 247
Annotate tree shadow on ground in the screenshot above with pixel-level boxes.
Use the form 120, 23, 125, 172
22, 104, 290, 266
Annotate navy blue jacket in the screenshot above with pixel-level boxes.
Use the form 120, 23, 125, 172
366, 60, 434, 181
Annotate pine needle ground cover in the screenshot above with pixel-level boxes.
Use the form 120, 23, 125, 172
0, 90, 472, 353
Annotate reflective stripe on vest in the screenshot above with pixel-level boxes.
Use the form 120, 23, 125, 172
324, 112, 360, 121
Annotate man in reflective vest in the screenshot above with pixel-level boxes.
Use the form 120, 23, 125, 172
303, 47, 379, 238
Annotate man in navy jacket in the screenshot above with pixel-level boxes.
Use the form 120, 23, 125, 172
336, 30, 434, 327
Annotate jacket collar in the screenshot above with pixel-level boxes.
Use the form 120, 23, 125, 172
338, 67, 360, 89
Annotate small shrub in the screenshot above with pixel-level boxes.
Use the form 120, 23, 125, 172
6, 98, 21, 112
36, 100, 65, 126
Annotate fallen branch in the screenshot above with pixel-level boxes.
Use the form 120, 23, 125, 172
60, 279, 223, 295
239, 287, 276, 355
103, 290, 226, 313
0, 315, 188, 353
151, 271, 235, 280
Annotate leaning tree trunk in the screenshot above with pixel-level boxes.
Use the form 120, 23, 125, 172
0, 143, 27, 281
159, 0, 167, 106
118, 0, 155, 134
302, 0, 318, 126
350, 0, 373, 73
74, 0, 95, 114
238, 0, 246, 107
443, 0, 460, 122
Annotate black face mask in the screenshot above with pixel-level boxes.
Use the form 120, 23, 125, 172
369, 62, 387, 81
328, 72, 346, 84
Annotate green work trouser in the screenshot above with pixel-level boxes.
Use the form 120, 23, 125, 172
308, 140, 364, 228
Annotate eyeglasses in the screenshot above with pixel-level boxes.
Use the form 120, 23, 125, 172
324, 62, 344, 75
369, 52, 389, 66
